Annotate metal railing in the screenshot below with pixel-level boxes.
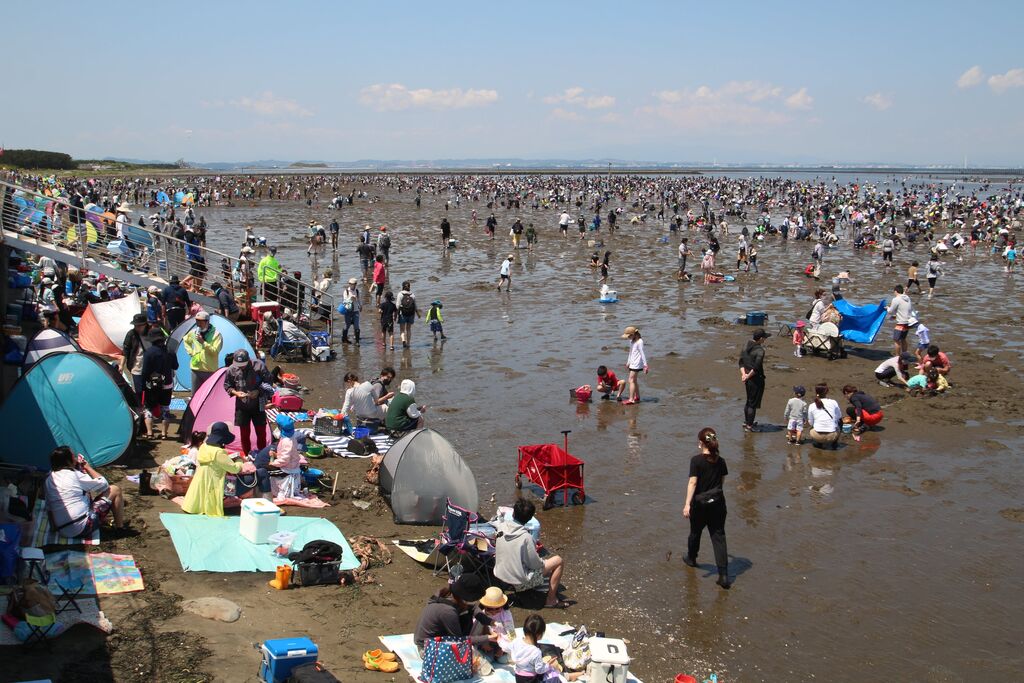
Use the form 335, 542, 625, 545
1, 179, 333, 339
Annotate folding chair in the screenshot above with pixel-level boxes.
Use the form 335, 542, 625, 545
270, 318, 307, 361
53, 579, 83, 615
432, 499, 493, 583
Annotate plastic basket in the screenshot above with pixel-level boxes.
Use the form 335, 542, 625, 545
305, 443, 325, 458
314, 416, 344, 436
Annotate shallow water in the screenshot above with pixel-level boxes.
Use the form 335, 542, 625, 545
197, 176, 1022, 681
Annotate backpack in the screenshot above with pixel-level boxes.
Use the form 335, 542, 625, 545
398, 293, 415, 316
378, 233, 391, 250
346, 436, 378, 456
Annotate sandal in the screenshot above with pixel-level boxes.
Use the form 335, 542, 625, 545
544, 599, 571, 609
363, 650, 399, 672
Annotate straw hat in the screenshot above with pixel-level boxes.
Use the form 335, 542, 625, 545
116, 202, 132, 213
621, 326, 639, 338
479, 586, 508, 609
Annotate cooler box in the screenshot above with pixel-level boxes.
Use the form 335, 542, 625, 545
259, 637, 318, 683
251, 301, 281, 323
745, 311, 768, 326
239, 498, 281, 544
588, 637, 630, 683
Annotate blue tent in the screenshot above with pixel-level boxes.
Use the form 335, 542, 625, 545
167, 314, 255, 391
833, 298, 889, 344
0, 352, 139, 470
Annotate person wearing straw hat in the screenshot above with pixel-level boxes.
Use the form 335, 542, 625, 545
473, 587, 515, 664
621, 326, 648, 405
115, 202, 132, 241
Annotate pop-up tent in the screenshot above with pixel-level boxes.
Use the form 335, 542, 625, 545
834, 298, 889, 344
0, 352, 139, 470
178, 366, 271, 451
168, 314, 255, 391
22, 328, 81, 371
378, 429, 478, 525
77, 296, 141, 358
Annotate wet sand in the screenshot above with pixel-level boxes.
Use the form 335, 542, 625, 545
7, 176, 1023, 682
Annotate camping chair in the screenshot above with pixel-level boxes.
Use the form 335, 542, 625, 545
269, 318, 306, 361
432, 499, 493, 583
802, 322, 845, 360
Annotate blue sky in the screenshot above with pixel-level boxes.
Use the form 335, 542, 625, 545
5, 1, 1023, 165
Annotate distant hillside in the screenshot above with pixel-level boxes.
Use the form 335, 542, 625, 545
1, 148, 75, 170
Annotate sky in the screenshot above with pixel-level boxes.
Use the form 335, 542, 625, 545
4, 1, 1024, 166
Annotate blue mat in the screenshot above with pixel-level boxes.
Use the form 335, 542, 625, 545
833, 298, 888, 344
159, 513, 359, 573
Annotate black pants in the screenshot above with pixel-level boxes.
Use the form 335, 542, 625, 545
744, 376, 765, 426
688, 502, 728, 571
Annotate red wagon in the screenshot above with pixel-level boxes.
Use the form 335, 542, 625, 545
515, 430, 586, 509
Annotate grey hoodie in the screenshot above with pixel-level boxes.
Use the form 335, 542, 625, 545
493, 520, 544, 586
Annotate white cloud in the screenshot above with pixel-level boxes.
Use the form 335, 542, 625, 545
358, 84, 498, 111
543, 87, 616, 109
987, 68, 1024, 94
642, 81, 810, 131
599, 112, 622, 124
784, 87, 814, 110
863, 92, 893, 111
957, 66, 984, 88
229, 91, 313, 117
550, 107, 583, 122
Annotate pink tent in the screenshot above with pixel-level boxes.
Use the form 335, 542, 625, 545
179, 367, 271, 452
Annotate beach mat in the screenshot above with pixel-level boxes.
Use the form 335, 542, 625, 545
379, 622, 644, 683
265, 408, 312, 423
29, 499, 101, 547
393, 539, 439, 565
159, 512, 359, 573
0, 596, 112, 645
170, 493, 330, 509
296, 428, 394, 458
44, 550, 145, 596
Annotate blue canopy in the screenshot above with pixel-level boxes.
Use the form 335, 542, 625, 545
167, 314, 255, 391
833, 298, 889, 344
0, 352, 138, 469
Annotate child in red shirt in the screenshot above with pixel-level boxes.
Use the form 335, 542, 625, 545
596, 365, 626, 400
371, 255, 387, 305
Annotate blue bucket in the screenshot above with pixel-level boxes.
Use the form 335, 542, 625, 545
746, 311, 767, 326
352, 427, 371, 440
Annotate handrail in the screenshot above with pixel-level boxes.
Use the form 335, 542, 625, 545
1, 179, 333, 339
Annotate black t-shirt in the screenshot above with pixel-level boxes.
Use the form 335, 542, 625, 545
379, 301, 398, 325
689, 454, 728, 500
850, 392, 880, 415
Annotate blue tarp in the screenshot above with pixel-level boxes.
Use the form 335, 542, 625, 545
834, 298, 889, 344
167, 314, 255, 391
0, 353, 137, 469
159, 513, 359, 573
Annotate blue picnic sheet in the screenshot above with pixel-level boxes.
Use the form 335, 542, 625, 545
159, 512, 359, 573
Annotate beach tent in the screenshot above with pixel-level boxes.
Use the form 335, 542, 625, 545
178, 366, 270, 450
378, 429, 478, 525
77, 296, 141, 358
0, 352, 139, 470
834, 298, 889, 344
22, 328, 80, 371
168, 314, 255, 391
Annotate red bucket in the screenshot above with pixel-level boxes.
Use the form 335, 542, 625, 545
675, 676, 698, 683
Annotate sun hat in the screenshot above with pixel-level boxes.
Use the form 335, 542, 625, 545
621, 326, 639, 338
450, 574, 486, 603
241, 246, 254, 253
131, 313, 148, 325
479, 586, 508, 609
348, 277, 358, 285
233, 349, 250, 366
115, 202, 132, 213
275, 413, 295, 437
206, 422, 234, 447
796, 320, 806, 328
753, 329, 769, 341
147, 285, 159, 294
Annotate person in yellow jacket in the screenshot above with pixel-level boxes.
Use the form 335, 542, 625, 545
183, 310, 223, 391
181, 422, 244, 517
257, 246, 282, 302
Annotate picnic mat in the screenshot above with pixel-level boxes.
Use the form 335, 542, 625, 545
44, 551, 144, 596
0, 597, 112, 645
159, 512, 359, 573
28, 499, 101, 547
296, 428, 394, 458
169, 397, 188, 411
379, 622, 644, 683
265, 408, 312, 423
170, 493, 330, 509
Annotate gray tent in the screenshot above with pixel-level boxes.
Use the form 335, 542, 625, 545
379, 428, 478, 525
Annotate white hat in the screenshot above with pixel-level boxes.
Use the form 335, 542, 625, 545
400, 379, 416, 397
116, 202, 132, 213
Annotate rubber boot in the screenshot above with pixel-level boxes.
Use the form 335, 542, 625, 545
354, 329, 361, 345
716, 568, 732, 590
268, 565, 289, 590
281, 565, 293, 587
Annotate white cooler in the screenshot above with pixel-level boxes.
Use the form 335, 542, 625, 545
587, 637, 630, 683
239, 498, 281, 544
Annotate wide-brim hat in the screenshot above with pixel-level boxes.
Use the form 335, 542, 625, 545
131, 313, 148, 325
479, 586, 508, 609
621, 326, 639, 338
207, 422, 234, 447
116, 203, 132, 213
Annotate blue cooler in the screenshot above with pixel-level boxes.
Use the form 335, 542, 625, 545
259, 637, 318, 683
745, 311, 767, 326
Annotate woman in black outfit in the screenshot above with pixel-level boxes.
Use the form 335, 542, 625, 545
682, 427, 732, 589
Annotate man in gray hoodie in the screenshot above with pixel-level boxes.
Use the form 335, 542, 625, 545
493, 499, 567, 608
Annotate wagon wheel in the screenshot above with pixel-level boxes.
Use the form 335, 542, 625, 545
571, 491, 585, 505
514, 474, 522, 489
542, 492, 556, 510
